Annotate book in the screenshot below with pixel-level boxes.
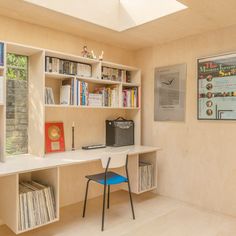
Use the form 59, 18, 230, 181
60, 85, 71, 105
45, 87, 55, 105
0, 43, 4, 66
45, 122, 65, 153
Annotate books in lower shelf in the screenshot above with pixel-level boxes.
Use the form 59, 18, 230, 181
18, 181, 56, 231
123, 87, 138, 108
139, 162, 154, 192
58, 78, 119, 107
45, 87, 55, 105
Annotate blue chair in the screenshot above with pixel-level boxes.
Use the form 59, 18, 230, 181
82, 150, 135, 231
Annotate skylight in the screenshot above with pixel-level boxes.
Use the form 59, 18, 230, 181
24, 0, 187, 31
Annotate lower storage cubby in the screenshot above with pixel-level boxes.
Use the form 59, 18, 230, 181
138, 152, 157, 193
118, 151, 157, 194
17, 167, 59, 233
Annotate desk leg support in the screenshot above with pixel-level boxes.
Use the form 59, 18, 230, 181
82, 179, 90, 218
102, 184, 107, 231
107, 185, 110, 209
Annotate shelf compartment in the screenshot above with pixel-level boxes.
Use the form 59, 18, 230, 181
117, 151, 157, 194
17, 167, 59, 234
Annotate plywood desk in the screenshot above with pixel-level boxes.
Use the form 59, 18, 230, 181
0, 145, 160, 234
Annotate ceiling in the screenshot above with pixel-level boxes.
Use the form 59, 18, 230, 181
23, 0, 187, 31
0, 0, 236, 50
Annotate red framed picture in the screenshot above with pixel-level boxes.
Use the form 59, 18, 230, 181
45, 122, 65, 153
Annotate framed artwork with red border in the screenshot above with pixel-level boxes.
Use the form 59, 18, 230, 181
45, 122, 65, 153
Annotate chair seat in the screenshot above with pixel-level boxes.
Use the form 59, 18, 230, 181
86, 171, 128, 185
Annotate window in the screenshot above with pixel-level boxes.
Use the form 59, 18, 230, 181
6, 53, 28, 155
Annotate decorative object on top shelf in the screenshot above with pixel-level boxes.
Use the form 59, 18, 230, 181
91, 50, 97, 59
198, 52, 236, 120
99, 51, 104, 61
81, 46, 91, 58
0, 42, 4, 66
72, 122, 75, 151
45, 122, 65, 153
154, 64, 186, 121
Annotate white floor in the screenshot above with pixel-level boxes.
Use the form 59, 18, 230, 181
1, 191, 236, 236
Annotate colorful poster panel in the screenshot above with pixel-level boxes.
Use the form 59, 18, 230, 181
198, 53, 236, 120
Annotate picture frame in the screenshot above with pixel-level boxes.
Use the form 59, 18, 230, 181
198, 52, 236, 120
154, 64, 186, 121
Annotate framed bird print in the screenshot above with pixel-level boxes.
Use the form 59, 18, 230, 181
154, 64, 186, 121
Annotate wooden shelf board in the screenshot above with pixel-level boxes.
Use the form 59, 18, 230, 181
102, 61, 138, 71
17, 218, 59, 234
136, 186, 157, 195
45, 104, 140, 110
76, 76, 120, 85
45, 49, 100, 65
45, 72, 75, 79
122, 82, 140, 87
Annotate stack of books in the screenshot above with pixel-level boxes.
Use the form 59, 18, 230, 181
88, 93, 103, 107
18, 181, 56, 231
45, 56, 92, 77
139, 162, 154, 192
102, 66, 125, 82
94, 86, 119, 107
45, 87, 55, 104
123, 87, 138, 108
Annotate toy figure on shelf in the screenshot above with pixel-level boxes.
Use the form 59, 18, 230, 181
99, 51, 104, 61
91, 50, 97, 59
81, 46, 91, 58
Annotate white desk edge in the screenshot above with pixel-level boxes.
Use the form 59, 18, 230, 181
0, 145, 161, 177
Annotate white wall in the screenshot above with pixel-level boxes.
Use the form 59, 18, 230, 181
135, 23, 236, 217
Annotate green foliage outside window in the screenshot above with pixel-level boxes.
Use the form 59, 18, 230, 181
6, 53, 28, 80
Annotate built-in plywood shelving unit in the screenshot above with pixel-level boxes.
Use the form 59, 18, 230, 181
0, 41, 144, 233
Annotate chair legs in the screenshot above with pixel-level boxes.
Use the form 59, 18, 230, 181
127, 179, 135, 220
101, 184, 107, 231
83, 180, 135, 232
82, 179, 90, 218
107, 185, 110, 209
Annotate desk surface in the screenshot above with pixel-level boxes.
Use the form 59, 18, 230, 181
0, 145, 160, 177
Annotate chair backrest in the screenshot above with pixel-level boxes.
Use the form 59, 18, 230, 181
101, 149, 129, 169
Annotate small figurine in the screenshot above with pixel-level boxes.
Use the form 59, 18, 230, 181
81, 46, 89, 58
99, 51, 104, 61
91, 50, 97, 59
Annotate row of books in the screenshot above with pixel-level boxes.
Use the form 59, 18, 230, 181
139, 162, 154, 192
45, 87, 55, 104
18, 181, 56, 231
45, 56, 92, 77
102, 66, 132, 83
59, 78, 119, 107
0, 43, 3, 66
123, 87, 139, 108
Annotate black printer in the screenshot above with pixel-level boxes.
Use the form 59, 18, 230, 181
106, 117, 134, 147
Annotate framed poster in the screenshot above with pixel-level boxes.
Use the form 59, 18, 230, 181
198, 53, 236, 120
45, 122, 65, 153
154, 64, 186, 121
